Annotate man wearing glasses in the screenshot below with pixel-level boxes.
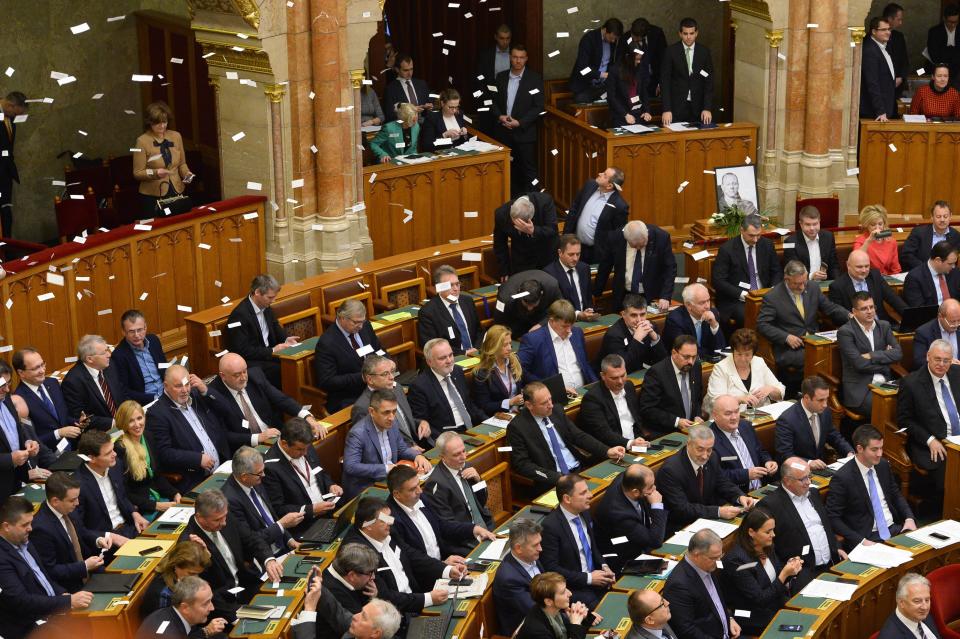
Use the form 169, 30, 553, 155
109, 309, 167, 404
351, 354, 430, 450
861, 16, 898, 121
914, 298, 960, 368
626, 589, 677, 639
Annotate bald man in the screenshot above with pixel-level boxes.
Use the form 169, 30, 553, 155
593, 463, 666, 573
662, 283, 726, 360
147, 365, 231, 492
828, 248, 906, 325
207, 353, 326, 447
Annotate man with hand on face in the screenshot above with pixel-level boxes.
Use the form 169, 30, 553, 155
662, 283, 726, 361
294, 568, 402, 639
352, 355, 429, 449
305, 544, 381, 639
709, 395, 778, 493
543, 235, 600, 322
493, 193, 559, 278
598, 293, 666, 373
784, 205, 840, 281
637, 335, 704, 436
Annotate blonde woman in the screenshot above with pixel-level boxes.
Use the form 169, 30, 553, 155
133, 101, 194, 215
853, 204, 901, 275
113, 399, 180, 514
472, 324, 524, 417
369, 102, 420, 163
140, 541, 212, 618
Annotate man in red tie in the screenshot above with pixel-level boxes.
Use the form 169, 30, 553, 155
61, 334, 128, 432
903, 239, 960, 307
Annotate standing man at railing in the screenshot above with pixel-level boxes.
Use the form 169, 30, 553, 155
568, 18, 624, 104
491, 44, 544, 197
660, 18, 713, 126
861, 16, 898, 122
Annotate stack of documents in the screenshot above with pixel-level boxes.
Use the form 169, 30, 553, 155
904, 519, 960, 549
799, 579, 859, 601
479, 537, 509, 561
755, 401, 795, 419
459, 139, 501, 153
434, 573, 489, 598
685, 518, 739, 537
156, 506, 194, 524
847, 542, 913, 568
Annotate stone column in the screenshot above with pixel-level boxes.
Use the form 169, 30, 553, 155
350, 69, 373, 256
763, 30, 784, 160
848, 27, 866, 150
264, 83, 287, 236
207, 76, 223, 194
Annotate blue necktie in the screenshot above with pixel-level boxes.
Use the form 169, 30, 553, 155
543, 418, 570, 473
942, 379, 960, 436
18, 544, 55, 596
572, 517, 594, 571
0, 404, 18, 452
695, 321, 703, 346
38, 385, 58, 421
249, 487, 275, 526
631, 249, 644, 293
449, 302, 473, 351
867, 468, 891, 540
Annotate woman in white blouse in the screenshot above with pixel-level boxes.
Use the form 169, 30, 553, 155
705, 328, 785, 413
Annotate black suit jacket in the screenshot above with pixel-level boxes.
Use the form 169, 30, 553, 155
888, 29, 909, 89
0, 538, 69, 638
221, 475, 289, 551
506, 407, 609, 491
492, 553, 541, 636
261, 441, 334, 536
774, 401, 853, 464
927, 22, 960, 80
13, 378, 71, 450
634, 25, 668, 93
207, 366, 302, 433
493, 270, 561, 337
878, 612, 942, 639
0, 117, 18, 184
900, 224, 960, 271
712, 235, 783, 315
74, 461, 138, 534
720, 544, 789, 635
493, 191, 559, 275
662, 558, 730, 639
543, 260, 593, 313
595, 224, 676, 309
660, 41, 714, 116
606, 63, 651, 127
0, 397, 29, 503
593, 474, 667, 572
897, 365, 960, 471
860, 37, 897, 119
828, 269, 906, 323
657, 449, 744, 534
913, 318, 953, 370
710, 420, 774, 491
539, 507, 605, 603
312, 320, 383, 413
472, 362, 522, 418
598, 317, 667, 374
783, 230, 840, 280
30, 502, 99, 593
135, 606, 206, 639
383, 76, 431, 122
114, 439, 179, 514
562, 179, 630, 263
224, 297, 287, 365
661, 306, 727, 360
419, 109, 468, 151
110, 335, 167, 404
826, 456, 914, 549
492, 67, 544, 144
422, 462, 493, 529
60, 363, 127, 431
386, 495, 476, 558
147, 391, 231, 492
408, 366, 485, 440
578, 381, 646, 446
515, 603, 588, 639
569, 28, 623, 95
417, 294, 481, 355
636, 356, 703, 436
903, 262, 960, 307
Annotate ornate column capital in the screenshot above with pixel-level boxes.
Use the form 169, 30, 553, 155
764, 29, 784, 48
849, 27, 866, 44
349, 69, 366, 90
207, 75, 220, 92
263, 83, 285, 103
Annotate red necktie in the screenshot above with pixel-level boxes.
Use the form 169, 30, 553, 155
349, 332, 361, 351
940, 273, 951, 302
98, 372, 117, 416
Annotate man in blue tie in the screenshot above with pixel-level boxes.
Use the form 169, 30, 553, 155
12, 348, 80, 451
0, 495, 94, 636
663, 529, 740, 639
539, 474, 615, 608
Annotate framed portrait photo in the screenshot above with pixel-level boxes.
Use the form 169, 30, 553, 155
714, 164, 759, 215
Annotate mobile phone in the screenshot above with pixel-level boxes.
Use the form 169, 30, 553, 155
155, 522, 180, 530
646, 444, 664, 451
600, 631, 620, 639
468, 559, 493, 569
661, 438, 682, 447
139, 545, 163, 556
308, 567, 320, 591
930, 532, 950, 541
448, 577, 473, 587
528, 505, 552, 515
875, 229, 893, 239
778, 625, 804, 632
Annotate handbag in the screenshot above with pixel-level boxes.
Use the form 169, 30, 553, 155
155, 191, 193, 216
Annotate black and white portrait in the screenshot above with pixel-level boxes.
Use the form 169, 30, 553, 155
715, 164, 758, 215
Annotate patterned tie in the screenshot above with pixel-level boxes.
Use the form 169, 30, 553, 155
680, 372, 692, 420
98, 372, 117, 416
810, 413, 821, 445
685, 46, 693, 75
449, 302, 473, 351
794, 293, 805, 319
940, 273, 952, 302
543, 418, 571, 473
941, 379, 960, 436
459, 470, 486, 527
572, 517, 594, 571
349, 332, 362, 351
731, 431, 760, 491
919, 623, 928, 639
747, 245, 760, 289
567, 269, 582, 311
694, 320, 703, 346
867, 468, 891, 540
445, 376, 472, 427
404, 79, 418, 105
249, 487, 275, 526
237, 390, 262, 433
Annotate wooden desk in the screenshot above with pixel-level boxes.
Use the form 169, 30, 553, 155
540, 107, 757, 230
944, 441, 960, 520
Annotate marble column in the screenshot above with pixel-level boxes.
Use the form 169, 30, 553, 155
763, 29, 784, 161
264, 83, 287, 237
848, 27, 866, 150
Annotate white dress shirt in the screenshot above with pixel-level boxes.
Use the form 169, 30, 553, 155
86, 464, 124, 529
560, 506, 592, 577
549, 325, 585, 389
204, 527, 240, 582
788, 490, 831, 565
249, 296, 270, 346
397, 500, 442, 560
949, 25, 957, 47
610, 388, 635, 439
625, 245, 646, 293
872, 37, 896, 80
511, 552, 540, 578
361, 532, 442, 606
930, 367, 957, 443
84, 364, 109, 403
278, 445, 325, 504
854, 457, 893, 531
432, 368, 467, 427
804, 233, 822, 274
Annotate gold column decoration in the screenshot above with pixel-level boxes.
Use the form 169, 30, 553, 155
264, 83, 287, 227
208, 76, 223, 196
849, 27, 867, 150
764, 29, 784, 48
763, 30, 784, 156
350, 69, 366, 205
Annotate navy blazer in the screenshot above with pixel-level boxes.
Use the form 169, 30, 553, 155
661, 306, 727, 360
492, 192, 559, 276
657, 448, 744, 534
662, 558, 730, 639
224, 297, 287, 365
30, 502, 99, 593
592, 473, 667, 573
783, 230, 840, 281
0, 538, 70, 638
902, 262, 960, 307
878, 612, 942, 639
562, 179, 630, 264
569, 28, 623, 95
636, 356, 703, 436
261, 441, 335, 535
312, 320, 383, 413
222, 475, 290, 551
147, 391, 231, 492
710, 420, 774, 492
383, 76, 431, 122
577, 381, 647, 446
110, 335, 167, 404
827, 270, 906, 324
420, 109, 468, 151
13, 378, 71, 449
543, 260, 594, 313
595, 225, 676, 310
492, 553, 542, 636
341, 417, 418, 499
407, 365, 486, 440
386, 495, 476, 558
416, 293, 482, 355
597, 317, 667, 373
774, 401, 853, 464
721, 544, 790, 635
472, 362, 522, 418
60, 362, 128, 431
825, 457, 914, 550
539, 506, 606, 606
913, 318, 953, 370
422, 461, 493, 529
900, 224, 960, 271
860, 37, 897, 120
135, 606, 204, 639
712, 236, 783, 314
518, 324, 598, 385
896, 364, 960, 472
74, 461, 138, 535
207, 366, 302, 433
492, 67, 544, 144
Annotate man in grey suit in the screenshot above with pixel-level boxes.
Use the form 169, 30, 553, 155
626, 588, 679, 639
351, 354, 430, 450
757, 260, 851, 394
838, 292, 902, 416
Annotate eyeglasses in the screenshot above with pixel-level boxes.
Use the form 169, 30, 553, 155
372, 370, 399, 378
243, 471, 266, 478
651, 599, 669, 613
790, 475, 812, 484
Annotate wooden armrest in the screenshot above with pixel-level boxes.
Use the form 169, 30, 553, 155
373, 299, 392, 312
320, 313, 337, 327
891, 363, 908, 379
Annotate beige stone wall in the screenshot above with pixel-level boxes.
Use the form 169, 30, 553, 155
1, 0, 189, 242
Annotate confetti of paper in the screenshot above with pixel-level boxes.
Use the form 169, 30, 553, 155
567, 6, 579, 13
807, 23, 819, 28
139, 292, 148, 301
557, 32, 569, 38
171, 57, 184, 64
246, 181, 262, 191
847, 167, 860, 176
888, 143, 897, 152
292, 178, 305, 188
177, 305, 193, 312
243, 212, 259, 220
70, 23, 90, 34
548, 50, 560, 58
131, 74, 153, 82
37, 293, 55, 302
4, 68, 13, 77
677, 180, 690, 193
232, 131, 246, 142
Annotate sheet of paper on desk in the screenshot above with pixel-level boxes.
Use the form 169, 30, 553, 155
847, 542, 912, 568
157, 506, 195, 523
799, 579, 858, 601
395, 155, 432, 164
902, 114, 926, 123
665, 529, 694, 547
633, 554, 678, 577
435, 572, 488, 598
666, 122, 696, 132
214, 460, 233, 475
827, 456, 855, 471
459, 140, 501, 153
623, 123, 655, 134
482, 416, 511, 428
815, 330, 838, 341
360, 125, 382, 133
906, 520, 960, 548
479, 537, 509, 561
755, 401, 795, 419
684, 518, 738, 538
945, 435, 960, 446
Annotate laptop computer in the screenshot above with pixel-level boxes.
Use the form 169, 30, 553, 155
407, 577, 462, 639
898, 305, 938, 333
542, 374, 571, 406
299, 493, 359, 545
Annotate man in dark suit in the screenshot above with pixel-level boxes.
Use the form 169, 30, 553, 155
506, 382, 623, 492
341, 390, 431, 500
12, 348, 78, 450
593, 464, 666, 574
423, 432, 494, 529
408, 338, 485, 440
0, 93, 26, 238
562, 168, 629, 265
838, 292, 902, 415
775, 375, 854, 467
474, 25, 512, 135
926, 4, 960, 88
656, 424, 754, 534
884, 4, 909, 99
518, 299, 598, 387
0, 378, 35, 503
74, 430, 148, 540
134, 576, 226, 639
596, 220, 676, 312
492, 191, 559, 277
759, 458, 843, 590
0, 496, 92, 637
877, 573, 941, 639
543, 235, 600, 321
757, 259, 851, 391
662, 283, 726, 360
180, 489, 281, 618
664, 531, 741, 639
660, 17, 714, 126
598, 293, 667, 373
539, 473, 615, 607
826, 424, 916, 550
828, 248, 906, 324
709, 394, 778, 493
261, 418, 340, 536
629, 18, 669, 96
148, 364, 231, 492
493, 270, 561, 337
569, 18, 624, 103
903, 240, 960, 307
492, 44, 544, 197
60, 334, 128, 431
30, 472, 107, 593
297, 543, 380, 639
637, 335, 703, 436
383, 54, 432, 123
900, 200, 960, 270
352, 354, 428, 447
784, 205, 840, 281
861, 16, 898, 121
313, 298, 384, 413
913, 299, 960, 368
626, 589, 678, 639
417, 264, 481, 356
712, 213, 783, 327
110, 309, 167, 404
224, 274, 298, 389
492, 517, 544, 636
579, 354, 649, 447
222, 447, 303, 554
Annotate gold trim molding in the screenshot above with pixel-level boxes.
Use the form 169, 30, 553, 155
349, 69, 366, 90
764, 29, 784, 48
849, 27, 866, 44
187, 0, 259, 31
264, 84, 285, 103
730, 0, 772, 22
199, 42, 272, 74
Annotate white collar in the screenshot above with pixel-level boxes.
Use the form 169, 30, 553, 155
396, 500, 424, 516
328, 565, 357, 591
548, 325, 566, 343
360, 530, 388, 552
895, 608, 930, 634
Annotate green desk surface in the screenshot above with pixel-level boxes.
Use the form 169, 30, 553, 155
469, 285, 500, 297
260, 553, 329, 591
469, 505, 549, 559
230, 594, 298, 638
613, 574, 663, 592
186, 473, 229, 499
575, 313, 620, 330
424, 434, 486, 460
653, 542, 688, 558
15, 483, 45, 504
589, 592, 631, 634
276, 335, 320, 357
107, 555, 157, 572
143, 518, 187, 537
889, 532, 929, 551
87, 592, 132, 613
749, 483, 778, 500
581, 459, 631, 482
637, 433, 687, 465
627, 369, 647, 383
831, 560, 886, 579
759, 610, 822, 639
373, 305, 421, 323
466, 423, 507, 440
786, 572, 855, 612
423, 593, 478, 615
